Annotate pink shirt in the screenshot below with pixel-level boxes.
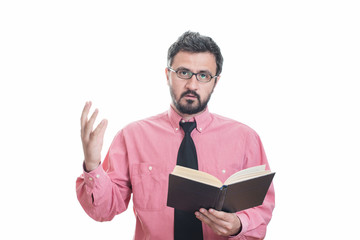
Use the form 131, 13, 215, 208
76, 106, 275, 240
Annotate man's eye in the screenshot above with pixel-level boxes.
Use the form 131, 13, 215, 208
199, 73, 207, 79
199, 72, 210, 79
179, 70, 190, 77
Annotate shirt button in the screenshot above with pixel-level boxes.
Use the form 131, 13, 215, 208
89, 177, 93, 181
199, 127, 202, 131
222, 169, 226, 174
175, 128, 179, 131
181, 120, 185, 123
96, 174, 100, 178
149, 166, 153, 171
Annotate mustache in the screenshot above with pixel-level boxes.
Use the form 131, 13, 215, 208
180, 90, 200, 100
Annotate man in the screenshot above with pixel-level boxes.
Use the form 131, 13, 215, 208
76, 31, 275, 239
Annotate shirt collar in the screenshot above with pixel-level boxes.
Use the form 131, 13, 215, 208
168, 105, 213, 133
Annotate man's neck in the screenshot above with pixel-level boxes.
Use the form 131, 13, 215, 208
171, 103, 207, 121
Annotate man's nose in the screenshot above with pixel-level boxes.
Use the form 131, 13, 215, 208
185, 75, 199, 90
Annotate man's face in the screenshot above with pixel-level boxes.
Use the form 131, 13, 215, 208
166, 51, 219, 116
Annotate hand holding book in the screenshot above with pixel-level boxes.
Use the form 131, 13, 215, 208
195, 208, 242, 236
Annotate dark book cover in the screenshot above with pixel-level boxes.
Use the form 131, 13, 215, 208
166, 172, 275, 213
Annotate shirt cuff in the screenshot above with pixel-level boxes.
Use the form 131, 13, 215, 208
228, 212, 249, 239
81, 162, 110, 205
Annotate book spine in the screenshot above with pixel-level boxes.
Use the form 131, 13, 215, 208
214, 185, 228, 211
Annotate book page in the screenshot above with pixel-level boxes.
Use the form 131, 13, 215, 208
172, 166, 223, 188
224, 165, 268, 185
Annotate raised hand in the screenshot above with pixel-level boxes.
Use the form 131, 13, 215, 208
80, 101, 108, 172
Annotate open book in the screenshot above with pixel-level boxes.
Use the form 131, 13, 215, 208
166, 165, 275, 213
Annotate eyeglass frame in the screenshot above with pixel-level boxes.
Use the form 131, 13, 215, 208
167, 67, 218, 83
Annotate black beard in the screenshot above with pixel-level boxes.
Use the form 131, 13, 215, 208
170, 89, 212, 115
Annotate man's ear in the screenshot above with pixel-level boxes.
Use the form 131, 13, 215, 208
165, 67, 170, 86
214, 75, 221, 88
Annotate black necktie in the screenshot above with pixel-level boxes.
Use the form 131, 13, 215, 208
174, 121, 203, 240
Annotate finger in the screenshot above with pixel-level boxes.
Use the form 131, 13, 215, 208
92, 119, 108, 139
195, 211, 215, 226
195, 211, 226, 235
199, 209, 227, 225
201, 209, 235, 232
84, 108, 99, 137
206, 209, 241, 236
80, 101, 92, 131
208, 208, 230, 221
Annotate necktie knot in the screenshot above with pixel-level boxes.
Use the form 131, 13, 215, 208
180, 121, 196, 134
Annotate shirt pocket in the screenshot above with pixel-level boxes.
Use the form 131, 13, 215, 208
131, 163, 168, 211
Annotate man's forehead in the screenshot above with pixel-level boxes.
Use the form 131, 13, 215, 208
171, 51, 216, 71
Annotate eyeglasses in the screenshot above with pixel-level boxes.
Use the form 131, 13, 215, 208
167, 67, 217, 83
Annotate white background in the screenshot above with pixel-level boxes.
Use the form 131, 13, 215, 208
1, 0, 359, 239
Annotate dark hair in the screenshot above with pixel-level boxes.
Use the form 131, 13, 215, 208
167, 31, 224, 76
